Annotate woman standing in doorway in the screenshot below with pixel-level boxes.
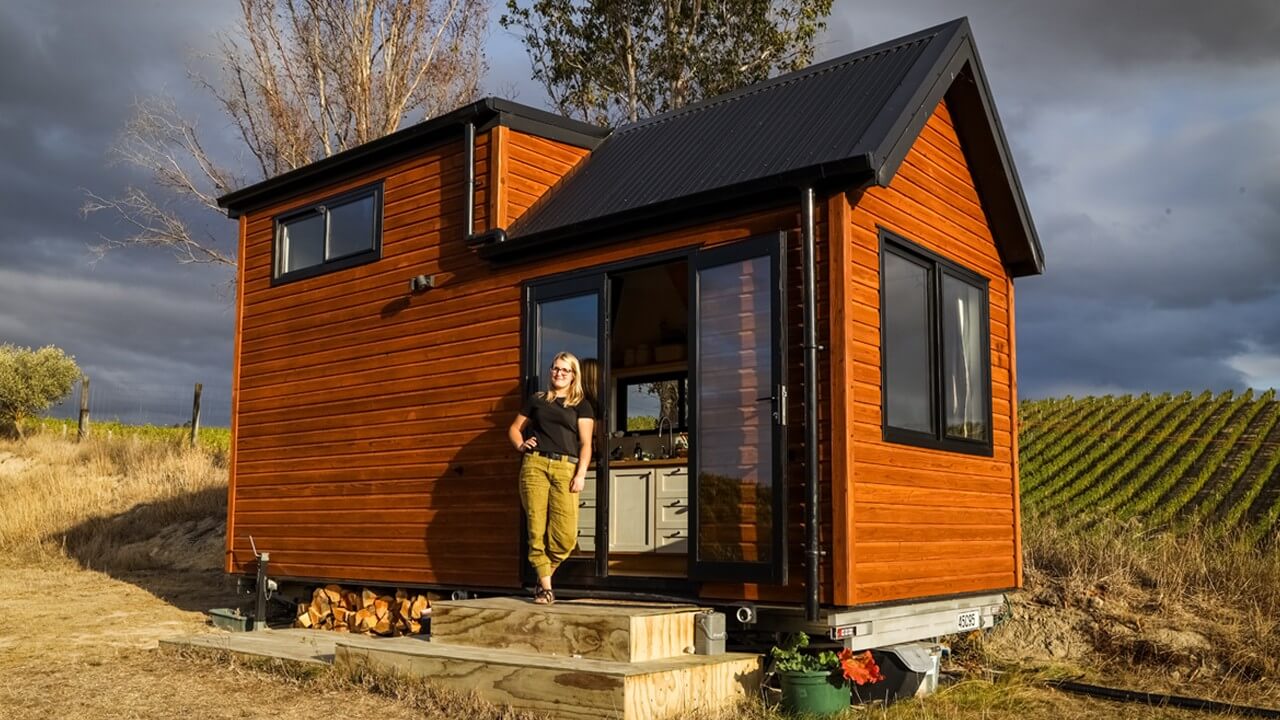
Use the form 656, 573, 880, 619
508, 351, 594, 604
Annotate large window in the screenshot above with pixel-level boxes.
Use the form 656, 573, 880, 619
880, 230, 991, 455
274, 184, 382, 282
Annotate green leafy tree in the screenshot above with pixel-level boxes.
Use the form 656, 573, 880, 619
0, 345, 81, 439
502, 0, 833, 126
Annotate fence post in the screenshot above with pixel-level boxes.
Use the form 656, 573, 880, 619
77, 376, 90, 442
190, 383, 203, 448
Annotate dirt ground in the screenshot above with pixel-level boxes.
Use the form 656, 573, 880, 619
0, 562, 432, 720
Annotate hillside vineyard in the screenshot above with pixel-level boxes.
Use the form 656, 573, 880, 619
1019, 391, 1280, 544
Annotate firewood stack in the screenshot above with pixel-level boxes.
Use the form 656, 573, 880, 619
294, 585, 430, 636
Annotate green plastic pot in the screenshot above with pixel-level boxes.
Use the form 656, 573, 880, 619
778, 670, 851, 715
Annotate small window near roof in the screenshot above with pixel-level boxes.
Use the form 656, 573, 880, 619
274, 184, 382, 282
880, 229, 992, 455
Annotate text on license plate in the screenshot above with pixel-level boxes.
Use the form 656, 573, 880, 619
957, 609, 981, 631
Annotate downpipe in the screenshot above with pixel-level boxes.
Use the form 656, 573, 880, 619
463, 122, 476, 242
800, 186, 820, 623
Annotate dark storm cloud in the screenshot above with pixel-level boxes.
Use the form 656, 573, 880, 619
0, 1, 239, 424
819, 2, 1280, 395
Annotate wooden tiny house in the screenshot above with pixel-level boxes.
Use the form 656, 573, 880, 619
218, 18, 1043, 636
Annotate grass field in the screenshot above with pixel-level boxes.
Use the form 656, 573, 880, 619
1, 405, 1278, 718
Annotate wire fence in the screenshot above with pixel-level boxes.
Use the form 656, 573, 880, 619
49, 377, 232, 429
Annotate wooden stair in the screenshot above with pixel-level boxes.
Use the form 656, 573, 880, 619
336, 597, 760, 720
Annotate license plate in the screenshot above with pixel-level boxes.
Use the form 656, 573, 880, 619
957, 609, 981, 631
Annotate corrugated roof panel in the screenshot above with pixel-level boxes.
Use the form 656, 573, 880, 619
509, 27, 949, 240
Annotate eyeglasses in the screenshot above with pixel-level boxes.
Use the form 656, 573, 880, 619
550, 366, 575, 376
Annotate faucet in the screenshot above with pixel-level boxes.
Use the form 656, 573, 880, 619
656, 415, 675, 459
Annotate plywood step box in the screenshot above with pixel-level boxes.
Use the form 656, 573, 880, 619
336, 598, 761, 720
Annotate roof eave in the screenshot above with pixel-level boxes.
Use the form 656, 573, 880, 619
486, 156, 875, 262
216, 98, 609, 219
866, 21, 1045, 278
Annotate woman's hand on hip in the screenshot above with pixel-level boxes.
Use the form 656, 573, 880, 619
570, 474, 585, 493
516, 436, 537, 452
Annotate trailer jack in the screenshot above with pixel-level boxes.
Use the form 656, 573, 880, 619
250, 536, 278, 631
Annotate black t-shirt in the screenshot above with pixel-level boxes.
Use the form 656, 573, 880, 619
521, 393, 594, 458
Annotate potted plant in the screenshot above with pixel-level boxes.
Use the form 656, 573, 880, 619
770, 633, 885, 715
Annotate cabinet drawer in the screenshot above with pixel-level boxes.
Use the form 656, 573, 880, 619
655, 467, 688, 498
655, 528, 688, 554
576, 528, 595, 553
657, 501, 688, 526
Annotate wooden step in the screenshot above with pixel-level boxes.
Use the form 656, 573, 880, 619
160, 628, 337, 665
429, 597, 700, 662
335, 636, 761, 720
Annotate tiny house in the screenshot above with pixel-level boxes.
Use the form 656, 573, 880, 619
218, 18, 1043, 644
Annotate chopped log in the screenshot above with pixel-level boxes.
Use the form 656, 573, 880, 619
361, 589, 377, 609
353, 608, 374, 633
373, 596, 391, 616
373, 613, 393, 636
332, 607, 349, 626
312, 588, 332, 618
344, 591, 360, 610
410, 595, 429, 620
307, 606, 323, 628
408, 619, 421, 634
295, 603, 313, 628
323, 585, 343, 604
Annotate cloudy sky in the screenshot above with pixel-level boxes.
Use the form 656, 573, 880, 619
2, 1, 1278, 426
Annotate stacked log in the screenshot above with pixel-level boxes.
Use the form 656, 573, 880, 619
294, 585, 430, 635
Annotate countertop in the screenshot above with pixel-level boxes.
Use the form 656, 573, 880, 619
600, 458, 688, 468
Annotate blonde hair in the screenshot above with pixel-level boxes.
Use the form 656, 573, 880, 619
543, 351, 585, 407
580, 357, 600, 410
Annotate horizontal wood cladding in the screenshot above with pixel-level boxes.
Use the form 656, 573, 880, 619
839, 98, 1020, 606
231, 130, 817, 595
503, 129, 590, 223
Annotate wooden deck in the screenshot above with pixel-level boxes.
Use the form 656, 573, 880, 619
165, 598, 761, 720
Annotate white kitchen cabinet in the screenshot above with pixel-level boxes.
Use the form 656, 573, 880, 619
654, 466, 689, 553
574, 465, 688, 554
609, 468, 654, 551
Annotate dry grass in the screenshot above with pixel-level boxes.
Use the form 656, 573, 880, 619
983, 513, 1280, 708
0, 430, 226, 568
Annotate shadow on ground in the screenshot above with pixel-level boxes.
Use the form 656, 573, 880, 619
54, 486, 245, 613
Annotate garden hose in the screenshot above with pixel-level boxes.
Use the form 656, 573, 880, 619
1042, 678, 1280, 719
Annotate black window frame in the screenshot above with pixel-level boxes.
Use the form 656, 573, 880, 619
615, 371, 689, 435
879, 228, 993, 457
272, 182, 384, 284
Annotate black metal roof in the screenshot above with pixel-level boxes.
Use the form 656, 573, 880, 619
497, 17, 1044, 277
217, 97, 609, 218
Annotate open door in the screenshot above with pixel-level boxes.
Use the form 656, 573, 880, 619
688, 233, 787, 584
523, 275, 609, 582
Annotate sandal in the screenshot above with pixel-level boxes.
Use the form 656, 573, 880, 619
533, 587, 556, 605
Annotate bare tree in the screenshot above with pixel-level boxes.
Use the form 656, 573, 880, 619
85, 0, 488, 269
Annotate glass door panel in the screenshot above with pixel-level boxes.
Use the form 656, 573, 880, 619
689, 235, 786, 584
525, 277, 607, 579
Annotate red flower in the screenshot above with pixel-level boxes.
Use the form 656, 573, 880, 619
838, 648, 884, 685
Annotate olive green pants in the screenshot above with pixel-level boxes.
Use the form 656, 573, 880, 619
519, 454, 579, 578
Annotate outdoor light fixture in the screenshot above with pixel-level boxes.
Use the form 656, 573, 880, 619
409, 274, 436, 293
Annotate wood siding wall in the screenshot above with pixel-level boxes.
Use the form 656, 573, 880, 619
834, 98, 1021, 606
227, 128, 830, 601
507, 130, 590, 223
